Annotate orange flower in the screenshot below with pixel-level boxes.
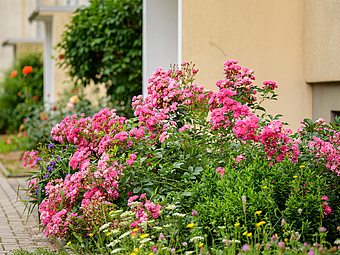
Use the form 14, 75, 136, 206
11, 70, 17, 78
17, 92, 22, 97
22, 66, 33, 75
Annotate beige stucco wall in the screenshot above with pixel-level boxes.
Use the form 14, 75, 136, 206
312, 82, 340, 123
16, 42, 43, 56
53, 12, 74, 100
305, 0, 340, 83
0, 0, 40, 80
182, 0, 311, 132
53, 12, 106, 105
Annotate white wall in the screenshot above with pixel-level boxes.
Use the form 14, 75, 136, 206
143, 0, 180, 97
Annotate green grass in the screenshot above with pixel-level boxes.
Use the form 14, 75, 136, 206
0, 134, 25, 153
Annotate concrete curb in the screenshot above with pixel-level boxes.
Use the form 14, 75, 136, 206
0, 160, 33, 178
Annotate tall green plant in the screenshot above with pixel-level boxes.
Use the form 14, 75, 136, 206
57, 0, 142, 118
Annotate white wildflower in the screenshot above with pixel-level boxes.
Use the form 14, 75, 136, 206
106, 240, 120, 247
185, 252, 195, 255
217, 226, 226, 229
173, 213, 186, 218
190, 236, 204, 243
120, 211, 135, 218
140, 238, 151, 244
164, 224, 172, 228
111, 248, 124, 254
99, 223, 110, 231
128, 201, 141, 207
140, 221, 147, 231
153, 226, 163, 230
335, 239, 340, 245
230, 239, 241, 243
166, 204, 176, 210
119, 231, 131, 239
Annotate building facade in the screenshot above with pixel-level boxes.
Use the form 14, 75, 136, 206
144, 0, 340, 131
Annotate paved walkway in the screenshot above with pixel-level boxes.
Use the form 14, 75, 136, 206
0, 175, 55, 254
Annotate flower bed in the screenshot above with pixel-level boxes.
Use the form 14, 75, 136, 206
23, 61, 340, 254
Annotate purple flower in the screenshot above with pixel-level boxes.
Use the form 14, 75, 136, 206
308, 250, 314, 255
271, 235, 277, 242
159, 234, 165, 241
265, 243, 270, 251
48, 143, 55, 149
182, 242, 187, 246
57, 156, 60, 161
171, 248, 175, 254
152, 246, 158, 253
320, 227, 327, 232
192, 210, 198, 216
241, 244, 250, 252
44, 173, 49, 178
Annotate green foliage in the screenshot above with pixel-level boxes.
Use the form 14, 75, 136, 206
0, 52, 43, 133
57, 0, 142, 118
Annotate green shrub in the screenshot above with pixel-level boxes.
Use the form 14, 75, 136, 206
57, 0, 142, 118
0, 52, 43, 133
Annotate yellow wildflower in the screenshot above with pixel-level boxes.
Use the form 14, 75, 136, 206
140, 234, 149, 239
89, 233, 93, 237
130, 253, 137, 255
247, 232, 252, 237
109, 210, 114, 215
66, 241, 71, 245
284, 238, 288, 242
199, 243, 204, 247
300, 165, 305, 168
263, 186, 267, 189
149, 254, 154, 255
293, 175, 298, 178
234, 223, 240, 227
187, 223, 195, 228
107, 232, 111, 236
132, 233, 136, 237
133, 228, 139, 232
283, 229, 285, 232
242, 231, 248, 236
256, 221, 266, 227
255, 211, 262, 215
135, 248, 139, 253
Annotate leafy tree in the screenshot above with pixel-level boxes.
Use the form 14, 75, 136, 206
57, 0, 142, 118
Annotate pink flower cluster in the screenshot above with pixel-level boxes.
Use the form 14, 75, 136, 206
127, 194, 161, 228
51, 108, 129, 171
132, 66, 209, 143
209, 60, 258, 131
39, 156, 123, 238
263, 81, 278, 91
308, 136, 340, 176
260, 121, 300, 162
321, 196, 332, 216
22, 150, 39, 168
233, 116, 260, 141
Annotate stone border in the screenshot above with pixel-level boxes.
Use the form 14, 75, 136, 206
0, 161, 33, 178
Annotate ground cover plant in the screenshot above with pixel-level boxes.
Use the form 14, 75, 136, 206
22, 60, 340, 254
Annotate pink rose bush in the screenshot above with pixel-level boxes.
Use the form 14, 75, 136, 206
22, 60, 340, 250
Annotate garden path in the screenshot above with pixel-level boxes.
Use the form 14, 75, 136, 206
0, 175, 55, 254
